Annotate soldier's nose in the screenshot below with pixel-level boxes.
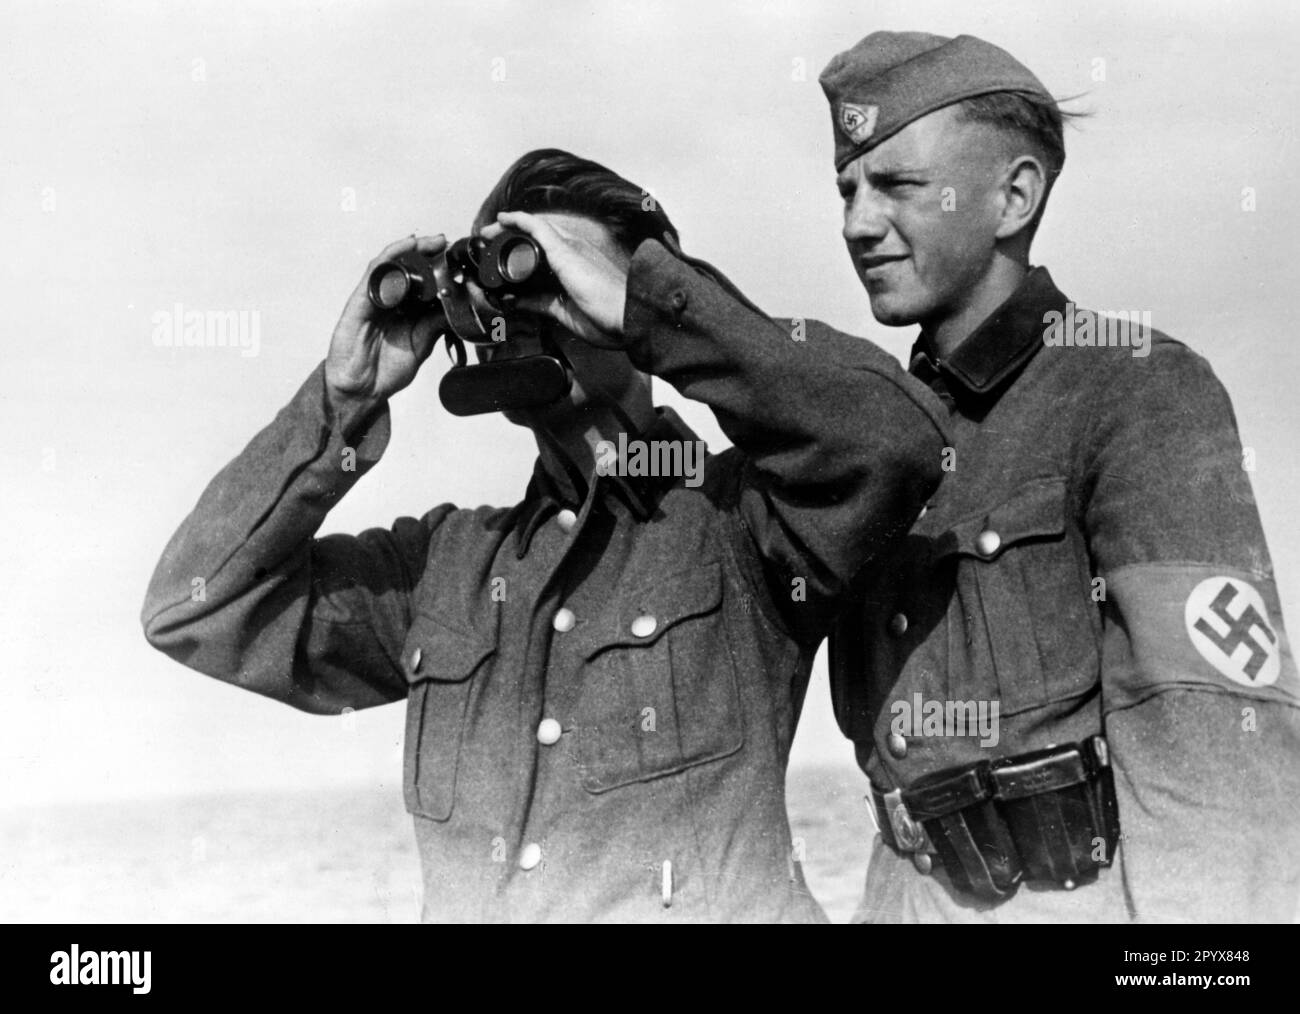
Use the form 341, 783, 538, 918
843, 193, 891, 245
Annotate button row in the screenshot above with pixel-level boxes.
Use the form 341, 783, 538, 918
552, 609, 659, 638
883, 529, 1002, 645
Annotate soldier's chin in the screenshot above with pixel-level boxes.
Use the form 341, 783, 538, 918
866, 294, 922, 328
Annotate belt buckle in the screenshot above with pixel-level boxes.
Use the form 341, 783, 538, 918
883, 788, 931, 852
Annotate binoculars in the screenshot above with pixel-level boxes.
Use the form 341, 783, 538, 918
367, 228, 571, 416
367, 229, 556, 343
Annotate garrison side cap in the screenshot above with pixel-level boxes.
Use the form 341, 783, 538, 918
818, 32, 1056, 172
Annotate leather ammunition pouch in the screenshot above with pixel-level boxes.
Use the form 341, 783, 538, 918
869, 736, 1121, 901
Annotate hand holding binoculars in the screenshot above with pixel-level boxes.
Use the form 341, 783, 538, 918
366, 228, 572, 417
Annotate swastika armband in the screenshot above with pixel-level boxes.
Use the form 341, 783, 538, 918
1185, 577, 1279, 686
1099, 563, 1300, 711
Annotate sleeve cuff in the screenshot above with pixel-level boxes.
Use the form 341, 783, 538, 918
622, 239, 694, 346
313, 364, 391, 468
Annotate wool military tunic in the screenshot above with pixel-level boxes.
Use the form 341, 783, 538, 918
142, 239, 948, 923
832, 267, 1300, 922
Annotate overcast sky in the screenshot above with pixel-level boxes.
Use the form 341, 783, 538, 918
3, 0, 1298, 806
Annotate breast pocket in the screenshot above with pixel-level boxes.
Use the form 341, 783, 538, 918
400, 610, 496, 821
935, 476, 1098, 714
571, 561, 745, 794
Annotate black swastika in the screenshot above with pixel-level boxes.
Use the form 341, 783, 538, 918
1194, 583, 1277, 682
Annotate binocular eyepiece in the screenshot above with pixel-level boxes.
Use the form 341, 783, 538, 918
367, 229, 554, 322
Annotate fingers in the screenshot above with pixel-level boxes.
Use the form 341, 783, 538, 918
495, 210, 565, 252
409, 314, 444, 364
370, 232, 446, 268
511, 291, 624, 350
371, 234, 418, 265
415, 233, 448, 255
509, 290, 572, 333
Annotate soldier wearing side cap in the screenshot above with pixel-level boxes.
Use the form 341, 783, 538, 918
818, 31, 1300, 922
141, 149, 948, 922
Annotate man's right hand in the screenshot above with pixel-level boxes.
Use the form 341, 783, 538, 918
325, 234, 448, 411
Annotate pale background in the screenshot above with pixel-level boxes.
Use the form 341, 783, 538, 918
2, 0, 1297, 920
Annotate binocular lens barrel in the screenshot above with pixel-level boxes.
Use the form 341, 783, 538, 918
371, 265, 412, 310
500, 239, 540, 283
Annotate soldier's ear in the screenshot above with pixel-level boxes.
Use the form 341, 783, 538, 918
995, 154, 1047, 243
659, 232, 684, 257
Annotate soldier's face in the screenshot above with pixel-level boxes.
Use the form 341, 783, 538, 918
838, 106, 1006, 328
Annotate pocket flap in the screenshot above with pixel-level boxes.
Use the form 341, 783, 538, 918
402, 611, 497, 684
580, 560, 723, 660
937, 476, 1068, 561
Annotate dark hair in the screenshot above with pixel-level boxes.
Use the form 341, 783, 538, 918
953, 92, 1087, 233
475, 148, 679, 254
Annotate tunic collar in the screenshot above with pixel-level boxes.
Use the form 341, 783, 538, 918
908, 266, 1068, 399
513, 406, 702, 558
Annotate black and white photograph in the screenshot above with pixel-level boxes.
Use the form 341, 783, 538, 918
3, 0, 1298, 981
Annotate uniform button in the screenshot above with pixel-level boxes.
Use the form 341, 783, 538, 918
410, 646, 423, 672
976, 529, 1002, 558
669, 290, 687, 312
888, 612, 909, 637
519, 843, 542, 871
912, 852, 933, 875
536, 718, 562, 745
555, 508, 577, 532
887, 731, 908, 759
630, 614, 658, 638
552, 608, 575, 633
